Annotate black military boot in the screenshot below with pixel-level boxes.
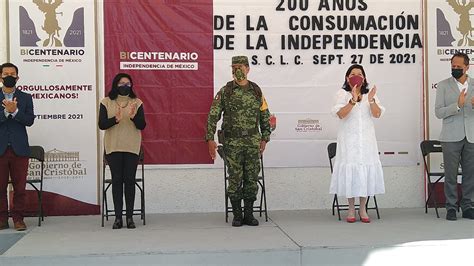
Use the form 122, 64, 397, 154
230, 200, 243, 227
243, 200, 259, 226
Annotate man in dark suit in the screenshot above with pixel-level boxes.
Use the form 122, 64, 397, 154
0, 63, 35, 231
435, 53, 474, 221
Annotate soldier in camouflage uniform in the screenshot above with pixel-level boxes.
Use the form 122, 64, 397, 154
206, 56, 271, 227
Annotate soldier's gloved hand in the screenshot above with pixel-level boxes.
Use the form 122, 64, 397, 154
208, 140, 218, 160
259, 140, 267, 155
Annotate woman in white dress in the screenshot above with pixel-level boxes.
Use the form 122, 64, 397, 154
330, 65, 385, 223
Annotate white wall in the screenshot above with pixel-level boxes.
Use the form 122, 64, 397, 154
0, 0, 7, 63
141, 166, 425, 213
1, 2, 427, 214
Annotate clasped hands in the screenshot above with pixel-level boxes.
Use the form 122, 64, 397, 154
2, 98, 18, 114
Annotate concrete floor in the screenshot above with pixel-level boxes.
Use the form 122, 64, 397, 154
0, 208, 472, 265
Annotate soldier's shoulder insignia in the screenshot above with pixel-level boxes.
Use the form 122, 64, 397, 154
214, 93, 221, 101
260, 96, 268, 111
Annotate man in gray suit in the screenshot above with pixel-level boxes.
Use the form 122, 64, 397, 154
435, 52, 474, 221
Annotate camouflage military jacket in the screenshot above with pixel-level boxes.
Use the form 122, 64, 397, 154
206, 80, 271, 146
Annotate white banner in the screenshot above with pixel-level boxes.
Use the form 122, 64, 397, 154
426, 0, 474, 174
214, 0, 424, 167
8, 0, 98, 211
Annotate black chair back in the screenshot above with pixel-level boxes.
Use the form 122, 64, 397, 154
420, 140, 442, 157
420, 139, 449, 218
26, 145, 45, 226
29, 146, 45, 162
327, 142, 337, 173
420, 140, 443, 172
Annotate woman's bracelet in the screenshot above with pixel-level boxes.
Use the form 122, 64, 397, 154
369, 99, 376, 104
349, 98, 356, 105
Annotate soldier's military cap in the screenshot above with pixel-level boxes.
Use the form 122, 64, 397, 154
232, 56, 249, 65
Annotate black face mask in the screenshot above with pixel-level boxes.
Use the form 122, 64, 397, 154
117, 85, 131, 96
451, 68, 464, 79
2, 76, 17, 88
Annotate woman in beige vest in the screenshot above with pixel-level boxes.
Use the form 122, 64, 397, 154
99, 73, 146, 229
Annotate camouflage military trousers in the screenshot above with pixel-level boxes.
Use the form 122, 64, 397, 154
224, 144, 260, 202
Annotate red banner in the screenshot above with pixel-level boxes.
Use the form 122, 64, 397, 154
104, 0, 214, 164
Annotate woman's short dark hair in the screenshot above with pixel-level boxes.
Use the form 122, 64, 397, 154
342, 64, 369, 95
108, 73, 137, 100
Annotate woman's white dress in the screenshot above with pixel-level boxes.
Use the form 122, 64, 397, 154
329, 89, 385, 198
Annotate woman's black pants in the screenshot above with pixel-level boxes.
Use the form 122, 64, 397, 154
105, 152, 139, 219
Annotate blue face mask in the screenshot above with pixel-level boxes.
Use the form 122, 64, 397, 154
451, 68, 464, 79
